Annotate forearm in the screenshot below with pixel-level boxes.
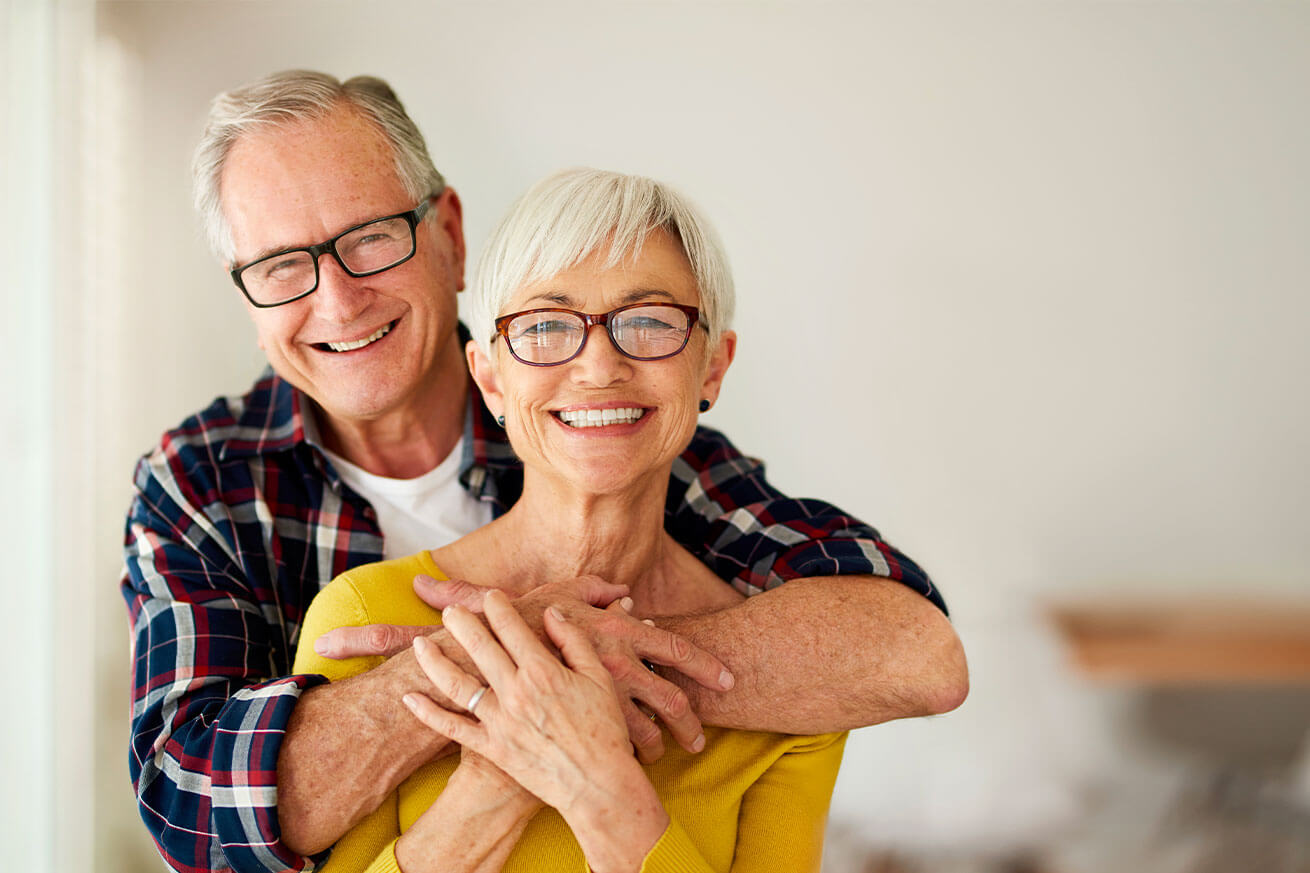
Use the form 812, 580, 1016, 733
559, 761, 669, 873
129, 674, 319, 873
393, 759, 541, 873
659, 576, 968, 733
278, 633, 474, 855
126, 564, 321, 871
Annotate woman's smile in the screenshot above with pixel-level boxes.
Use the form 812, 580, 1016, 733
553, 405, 650, 429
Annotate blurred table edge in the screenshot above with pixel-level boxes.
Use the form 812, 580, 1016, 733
1045, 597, 1310, 684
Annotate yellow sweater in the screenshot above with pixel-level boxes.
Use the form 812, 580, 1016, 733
292, 551, 846, 873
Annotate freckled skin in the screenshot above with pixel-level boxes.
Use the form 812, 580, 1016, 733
221, 106, 467, 434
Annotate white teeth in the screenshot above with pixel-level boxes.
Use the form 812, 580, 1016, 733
557, 407, 646, 428
325, 322, 392, 352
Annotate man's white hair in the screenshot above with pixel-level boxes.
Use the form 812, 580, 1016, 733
192, 69, 444, 264
470, 168, 735, 359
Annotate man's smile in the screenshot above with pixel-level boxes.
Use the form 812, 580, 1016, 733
313, 319, 397, 353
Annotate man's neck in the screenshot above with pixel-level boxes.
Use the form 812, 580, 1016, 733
313, 346, 469, 480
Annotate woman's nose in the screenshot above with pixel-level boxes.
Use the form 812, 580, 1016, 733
568, 325, 633, 386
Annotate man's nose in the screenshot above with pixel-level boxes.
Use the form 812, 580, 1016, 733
311, 252, 372, 322
568, 325, 632, 386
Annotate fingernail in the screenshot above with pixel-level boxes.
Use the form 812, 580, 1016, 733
402, 694, 419, 711
313, 637, 335, 657
415, 575, 434, 587
719, 669, 735, 690
642, 619, 655, 627
691, 733, 706, 753
442, 606, 455, 622
548, 606, 565, 622
619, 596, 634, 612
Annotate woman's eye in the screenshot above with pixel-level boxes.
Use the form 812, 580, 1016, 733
626, 316, 675, 331
516, 320, 573, 340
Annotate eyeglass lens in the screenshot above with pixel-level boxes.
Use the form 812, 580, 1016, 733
239, 215, 417, 305
505, 305, 693, 365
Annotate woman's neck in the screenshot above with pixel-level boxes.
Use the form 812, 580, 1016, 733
434, 464, 744, 617
498, 471, 673, 591
435, 465, 684, 600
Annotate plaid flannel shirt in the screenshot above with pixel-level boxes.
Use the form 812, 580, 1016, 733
123, 363, 944, 873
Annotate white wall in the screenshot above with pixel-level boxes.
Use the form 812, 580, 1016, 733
73, 0, 1310, 869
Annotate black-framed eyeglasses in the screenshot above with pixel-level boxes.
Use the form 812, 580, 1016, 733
494, 303, 702, 367
230, 196, 436, 308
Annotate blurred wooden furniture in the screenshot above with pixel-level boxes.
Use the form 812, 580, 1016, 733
1047, 598, 1310, 683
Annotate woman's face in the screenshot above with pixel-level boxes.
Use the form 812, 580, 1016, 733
469, 228, 735, 497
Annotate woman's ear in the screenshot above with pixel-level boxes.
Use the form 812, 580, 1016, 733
466, 339, 504, 418
698, 330, 737, 408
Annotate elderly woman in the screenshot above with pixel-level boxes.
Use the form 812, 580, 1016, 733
293, 168, 846, 872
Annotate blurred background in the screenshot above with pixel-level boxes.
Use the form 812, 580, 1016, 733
3, 1, 1308, 870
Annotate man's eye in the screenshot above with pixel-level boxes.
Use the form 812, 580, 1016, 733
253, 255, 308, 282
345, 220, 409, 249
352, 231, 395, 247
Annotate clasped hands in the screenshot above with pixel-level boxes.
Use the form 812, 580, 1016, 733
314, 574, 734, 762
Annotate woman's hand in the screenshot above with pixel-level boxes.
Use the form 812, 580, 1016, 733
393, 747, 541, 873
317, 573, 732, 764
403, 589, 669, 872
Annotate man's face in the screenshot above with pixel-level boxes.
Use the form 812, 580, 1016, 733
220, 107, 466, 428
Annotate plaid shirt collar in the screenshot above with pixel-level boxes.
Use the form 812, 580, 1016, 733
218, 322, 523, 512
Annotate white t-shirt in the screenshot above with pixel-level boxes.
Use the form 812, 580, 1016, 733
309, 417, 494, 560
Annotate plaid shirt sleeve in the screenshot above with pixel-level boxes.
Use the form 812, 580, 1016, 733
665, 425, 946, 614
122, 451, 327, 873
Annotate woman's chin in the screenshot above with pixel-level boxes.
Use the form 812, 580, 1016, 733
534, 453, 667, 500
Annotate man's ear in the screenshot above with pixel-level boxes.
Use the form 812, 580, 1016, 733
437, 188, 468, 292
699, 330, 737, 408
466, 339, 503, 418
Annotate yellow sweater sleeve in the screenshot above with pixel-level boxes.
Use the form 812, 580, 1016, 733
726, 732, 847, 872
638, 731, 847, 873
636, 818, 716, 872
290, 557, 445, 873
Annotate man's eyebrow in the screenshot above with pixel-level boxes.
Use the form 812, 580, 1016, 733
239, 242, 306, 266
235, 203, 415, 267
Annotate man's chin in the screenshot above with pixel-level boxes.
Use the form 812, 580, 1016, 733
312, 392, 404, 427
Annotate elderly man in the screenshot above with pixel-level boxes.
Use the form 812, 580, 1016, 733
122, 70, 966, 873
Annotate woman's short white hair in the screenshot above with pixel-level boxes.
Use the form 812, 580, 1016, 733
192, 69, 444, 264
470, 168, 735, 358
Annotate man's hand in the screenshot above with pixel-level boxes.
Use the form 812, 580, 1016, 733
312, 575, 627, 658
314, 574, 735, 762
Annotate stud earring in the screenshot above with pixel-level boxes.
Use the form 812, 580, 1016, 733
698, 400, 711, 413
496, 415, 506, 427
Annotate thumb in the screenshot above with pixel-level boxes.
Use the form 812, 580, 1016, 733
314, 623, 437, 659
413, 575, 489, 613
543, 607, 608, 683
570, 574, 630, 608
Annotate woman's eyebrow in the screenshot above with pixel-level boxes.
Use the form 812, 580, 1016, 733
524, 288, 678, 308
618, 288, 677, 304
523, 291, 578, 307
